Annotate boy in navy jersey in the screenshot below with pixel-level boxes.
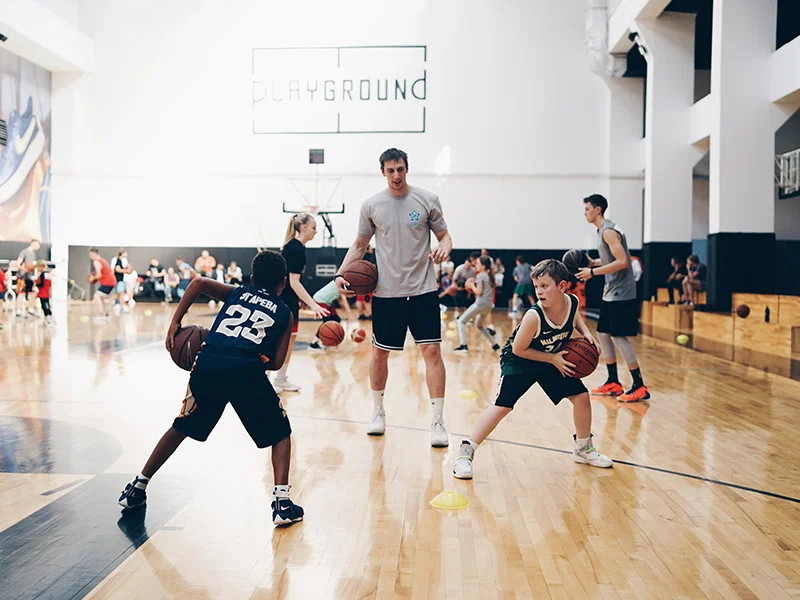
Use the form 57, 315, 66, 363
118, 250, 304, 526
453, 259, 612, 480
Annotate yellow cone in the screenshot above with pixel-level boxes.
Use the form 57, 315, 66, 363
430, 491, 470, 509
458, 389, 478, 400
445, 330, 456, 338
448, 321, 457, 330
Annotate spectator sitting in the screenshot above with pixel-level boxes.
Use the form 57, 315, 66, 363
164, 267, 181, 303
681, 254, 707, 304
141, 258, 165, 300
226, 261, 243, 285
666, 256, 686, 304
194, 250, 216, 277
213, 263, 226, 283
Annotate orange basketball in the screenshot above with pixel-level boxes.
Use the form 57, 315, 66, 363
561, 337, 599, 379
342, 260, 378, 295
318, 321, 345, 346
350, 328, 366, 343
445, 284, 458, 296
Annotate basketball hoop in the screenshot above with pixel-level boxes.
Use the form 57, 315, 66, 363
307, 205, 319, 216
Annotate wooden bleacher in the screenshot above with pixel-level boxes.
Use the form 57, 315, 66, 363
640, 290, 800, 379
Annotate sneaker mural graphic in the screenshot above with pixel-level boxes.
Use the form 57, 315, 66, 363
0, 97, 46, 206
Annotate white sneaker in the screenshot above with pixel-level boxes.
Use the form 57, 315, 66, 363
572, 435, 613, 468
452, 441, 474, 479
274, 378, 300, 392
367, 408, 386, 436
430, 417, 449, 447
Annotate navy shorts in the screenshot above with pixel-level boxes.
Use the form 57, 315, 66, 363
495, 366, 587, 408
372, 290, 441, 350
172, 352, 291, 448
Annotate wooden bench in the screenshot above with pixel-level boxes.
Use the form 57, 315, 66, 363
650, 303, 693, 343
693, 312, 734, 361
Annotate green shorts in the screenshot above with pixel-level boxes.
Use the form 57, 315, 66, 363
514, 283, 534, 297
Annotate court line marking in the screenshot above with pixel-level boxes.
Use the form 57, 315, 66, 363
41, 478, 88, 496
292, 414, 800, 505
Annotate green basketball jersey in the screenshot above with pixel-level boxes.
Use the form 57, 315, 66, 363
500, 294, 579, 375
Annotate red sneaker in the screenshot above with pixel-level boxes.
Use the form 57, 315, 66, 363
590, 382, 624, 396
618, 385, 651, 403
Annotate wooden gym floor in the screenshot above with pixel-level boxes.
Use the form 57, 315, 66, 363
1, 302, 800, 600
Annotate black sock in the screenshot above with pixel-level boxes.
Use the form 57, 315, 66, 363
606, 363, 619, 384
631, 368, 644, 388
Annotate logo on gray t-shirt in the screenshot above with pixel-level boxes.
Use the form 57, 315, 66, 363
358, 185, 448, 298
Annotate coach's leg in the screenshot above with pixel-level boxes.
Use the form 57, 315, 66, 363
419, 343, 448, 447
367, 346, 390, 435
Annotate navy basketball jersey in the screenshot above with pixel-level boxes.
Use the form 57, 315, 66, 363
203, 285, 291, 363
500, 294, 579, 374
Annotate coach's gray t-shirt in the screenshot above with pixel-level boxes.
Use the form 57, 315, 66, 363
474, 272, 494, 307
597, 219, 636, 302
358, 185, 448, 298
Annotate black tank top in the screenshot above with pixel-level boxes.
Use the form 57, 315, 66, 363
500, 294, 579, 374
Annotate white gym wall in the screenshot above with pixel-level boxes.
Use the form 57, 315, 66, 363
49, 0, 643, 253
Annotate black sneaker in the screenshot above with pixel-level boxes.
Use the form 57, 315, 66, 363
272, 498, 304, 525
118, 478, 147, 509
308, 341, 325, 352
454, 345, 469, 355
358, 315, 367, 321
492, 344, 500, 351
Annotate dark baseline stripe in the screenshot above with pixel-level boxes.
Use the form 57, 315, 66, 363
293, 414, 800, 505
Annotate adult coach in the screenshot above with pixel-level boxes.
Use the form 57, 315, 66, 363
576, 194, 650, 402
335, 148, 453, 447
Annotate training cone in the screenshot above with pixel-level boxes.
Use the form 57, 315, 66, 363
458, 389, 478, 400
445, 330, 456, 339
448, 321, 457, 330
430, 491, 470, 509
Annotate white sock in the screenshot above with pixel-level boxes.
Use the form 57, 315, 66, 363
134, 474, 150, 489
275, 364, 289, 383
273, 484, 291, 499
371, 390, 385, 411
431, 397, 444, 420
466, 439, 479, 451
575, 436, 592, 450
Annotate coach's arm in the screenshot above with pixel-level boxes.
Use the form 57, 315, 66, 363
429, 229, 452, 264
576, 229, 629, 282
334, 234, 372, 296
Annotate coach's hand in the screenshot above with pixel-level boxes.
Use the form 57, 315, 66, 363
575, 267, 593, 282
551, 350, 576, 378
428, 246, 450, 264
334, 275, 355, 297
166, 321, 180, 351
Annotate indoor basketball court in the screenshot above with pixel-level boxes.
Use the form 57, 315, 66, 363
2, 2, 800, 599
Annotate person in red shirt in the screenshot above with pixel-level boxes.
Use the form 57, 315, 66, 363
35, 260, 55, 326
88, 248, 117, 322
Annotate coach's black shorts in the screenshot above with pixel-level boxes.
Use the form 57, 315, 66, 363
372, 290, 441, 351
23, 278, 34, 293
597, 299, 639, 337
495, 366, 587, 408
172, 352, 291, 448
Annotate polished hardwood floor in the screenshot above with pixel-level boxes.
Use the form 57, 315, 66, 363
1, 301, 800, 600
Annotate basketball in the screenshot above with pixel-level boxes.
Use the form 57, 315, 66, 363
561, 337, 599, 378
736, 304, 750, 318
350, 328, 366, 343
562, 249, 589, 273
170, 325, 209, 371
342, 260, 378, 295
86, 274, 97, 284
318, 321, 345, 346
445, 283, 458, 296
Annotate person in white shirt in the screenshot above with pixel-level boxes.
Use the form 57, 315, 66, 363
227, 261, 243, 285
